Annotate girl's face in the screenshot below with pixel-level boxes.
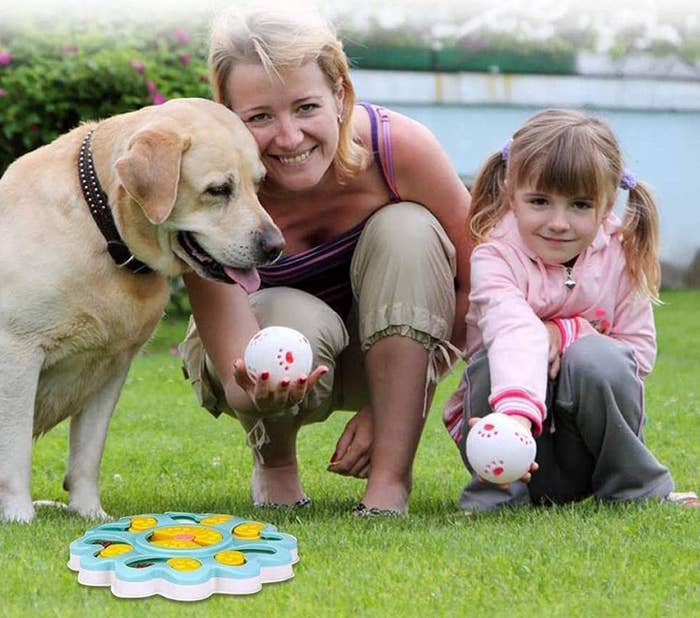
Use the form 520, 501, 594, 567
510, 185, 608, 265
226, 61, 344, 193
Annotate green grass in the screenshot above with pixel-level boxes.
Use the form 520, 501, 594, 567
1, 290, 698, 617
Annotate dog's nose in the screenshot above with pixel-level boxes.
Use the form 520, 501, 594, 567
260, 224, 285, 264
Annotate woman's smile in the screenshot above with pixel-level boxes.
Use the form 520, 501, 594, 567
270, 146, 317, 166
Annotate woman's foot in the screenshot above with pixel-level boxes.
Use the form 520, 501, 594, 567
359, 479, 411, 515
251, 462, 307, 507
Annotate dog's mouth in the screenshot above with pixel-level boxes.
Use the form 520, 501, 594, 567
177, 231, 260, 293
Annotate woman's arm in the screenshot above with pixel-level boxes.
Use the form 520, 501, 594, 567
384, 110, 472, 351
184, 274, 330, 414
183, 272, 260, 414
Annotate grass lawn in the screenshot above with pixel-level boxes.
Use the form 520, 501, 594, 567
1, 290, 698, 617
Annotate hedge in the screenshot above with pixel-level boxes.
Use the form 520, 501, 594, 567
344, 43, 576, 75
0, 21, 211, 175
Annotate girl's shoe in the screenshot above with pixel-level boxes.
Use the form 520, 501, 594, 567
665, 491, 699, 508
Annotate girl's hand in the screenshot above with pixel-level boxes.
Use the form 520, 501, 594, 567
231, 358, 329, 416
467, 416, 539, 489
543, 321, 562, 379
326, 405, 373, 478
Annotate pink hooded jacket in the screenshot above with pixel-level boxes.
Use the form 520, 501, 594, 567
443, 210, 656, 441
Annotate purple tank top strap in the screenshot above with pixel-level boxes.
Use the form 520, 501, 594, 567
359, 102, 401, 203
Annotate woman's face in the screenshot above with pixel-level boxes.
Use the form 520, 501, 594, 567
227, 61, 344, 193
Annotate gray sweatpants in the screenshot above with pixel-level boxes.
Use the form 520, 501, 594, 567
180, 202, 457, 435
457, 336, 674, 512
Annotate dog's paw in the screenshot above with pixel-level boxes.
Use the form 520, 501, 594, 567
68, 503, 111, 521
1, 502, 36, 524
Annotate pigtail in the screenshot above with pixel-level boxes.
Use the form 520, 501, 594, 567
620, 180, 660, 302
468, 151, 509, 245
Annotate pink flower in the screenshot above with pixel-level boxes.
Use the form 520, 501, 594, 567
0, 51, 11, 66
130, 59, 145, 74
152, 92, 166, 105
179, 53, 191, 67
0, 88, 5, 97
146, 79, 157, 94
61, 44, 79, 56
172, 28, 190, 45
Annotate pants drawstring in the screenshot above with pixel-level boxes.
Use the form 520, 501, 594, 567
424, 340, 463, 417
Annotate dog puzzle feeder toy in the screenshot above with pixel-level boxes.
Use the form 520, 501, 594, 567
67, 512, 298, 601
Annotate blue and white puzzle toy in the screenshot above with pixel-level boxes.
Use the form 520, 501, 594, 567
67, 512, 298, 601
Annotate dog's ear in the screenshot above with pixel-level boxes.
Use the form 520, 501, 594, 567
115, 127, 192, 225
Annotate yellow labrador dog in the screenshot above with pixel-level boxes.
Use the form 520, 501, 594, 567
0, 98, 284, 523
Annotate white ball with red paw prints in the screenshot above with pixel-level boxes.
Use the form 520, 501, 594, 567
244, 326, 313, 388
466, 413, 537, 484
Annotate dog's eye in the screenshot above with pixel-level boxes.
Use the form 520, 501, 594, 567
205, 183, 232, 198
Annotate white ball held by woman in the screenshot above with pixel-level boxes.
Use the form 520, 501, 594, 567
466, 413, 537, 484
244, 326, 313, 388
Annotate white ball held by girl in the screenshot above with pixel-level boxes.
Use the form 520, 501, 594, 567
466, 413, 537, 484
244, 326, 313, 387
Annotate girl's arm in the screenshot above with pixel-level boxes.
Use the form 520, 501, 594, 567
384, 110, 472, 352
549, 270, 656, 378
608, 274, 656, 377
470, 243, 549, 436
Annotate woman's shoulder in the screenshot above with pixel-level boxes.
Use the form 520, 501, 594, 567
352, 103, 437, 149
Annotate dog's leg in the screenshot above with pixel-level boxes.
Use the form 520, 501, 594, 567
63, 360, 131, 520
0, 339, 44, 523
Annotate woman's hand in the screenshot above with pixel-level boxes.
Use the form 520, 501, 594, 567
326, 405, 373, 478
543, 321, 562, 379
229, 358, 328, 416
467, 416, 539, 489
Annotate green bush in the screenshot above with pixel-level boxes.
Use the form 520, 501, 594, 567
0, 20, 211, 175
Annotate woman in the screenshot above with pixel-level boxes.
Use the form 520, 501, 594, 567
180, 3, 471, 515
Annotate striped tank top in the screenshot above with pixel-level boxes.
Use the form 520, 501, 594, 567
257, 103, 401, 320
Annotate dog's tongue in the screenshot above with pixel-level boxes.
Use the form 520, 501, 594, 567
224, 266, 261, 293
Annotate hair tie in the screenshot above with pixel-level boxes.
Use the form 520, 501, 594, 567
620, 170, 637, 191
500, 138, 513, 162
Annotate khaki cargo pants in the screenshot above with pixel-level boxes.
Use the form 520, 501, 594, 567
179, 202, 459, 435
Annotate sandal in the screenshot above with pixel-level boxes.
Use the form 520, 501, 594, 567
665, 491, 699, 508
253, 496, 312, 509
352, 502, 403, 518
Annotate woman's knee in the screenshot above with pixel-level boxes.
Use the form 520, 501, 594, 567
250, 287, 349, 361
351, 203, 456, 346
354, 202, 456, 272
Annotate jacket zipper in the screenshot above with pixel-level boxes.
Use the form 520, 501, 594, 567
564, 266, 576, 289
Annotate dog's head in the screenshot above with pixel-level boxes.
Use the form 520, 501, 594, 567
112, 98, 283, 292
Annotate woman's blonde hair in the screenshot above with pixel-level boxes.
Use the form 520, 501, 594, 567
469, 108, 660, 300
208, 2, 368, 182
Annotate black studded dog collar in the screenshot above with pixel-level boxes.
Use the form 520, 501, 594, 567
78, 130, 152, 274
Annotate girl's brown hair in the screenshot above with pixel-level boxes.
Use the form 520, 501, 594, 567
469, 108, 659, 300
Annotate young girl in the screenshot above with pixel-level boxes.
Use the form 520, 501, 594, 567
443, 108, 695, 512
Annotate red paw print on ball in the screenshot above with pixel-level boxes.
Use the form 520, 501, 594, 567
482, 459, 506, 478
476, 423, 499, 439
277, 349, 296, 371
514, 431, 534, 447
